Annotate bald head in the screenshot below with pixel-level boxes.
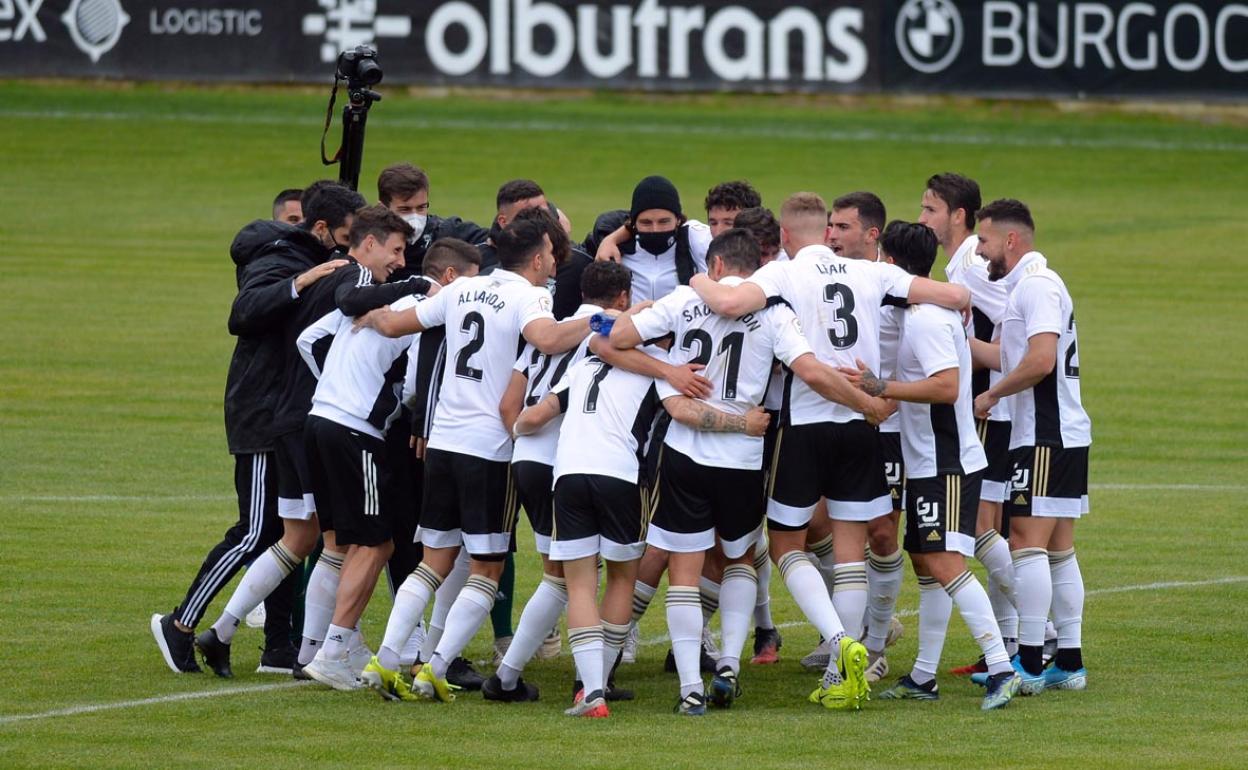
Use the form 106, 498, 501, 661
780, 192, 830, 252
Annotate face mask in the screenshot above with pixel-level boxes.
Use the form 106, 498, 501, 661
637, 230, 677, 255
403, 213, 427, 243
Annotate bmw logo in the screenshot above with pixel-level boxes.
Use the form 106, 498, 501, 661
896, 0, 964, 75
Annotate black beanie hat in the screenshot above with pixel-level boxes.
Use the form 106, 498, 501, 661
630, 176, 682, 221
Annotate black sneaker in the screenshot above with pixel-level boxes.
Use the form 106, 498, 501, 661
257, 644, 297, 674
292, 661, 312, 681
708, 667, 742, 708
664, 646, 717, 673
151, 612, 201, 674
446, 656, 485, 691
605, 668, 634, 701
664, 648, 677, 672
482, 674, 540, 702
195, 629, 233, 678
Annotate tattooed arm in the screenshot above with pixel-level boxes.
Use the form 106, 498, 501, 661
840, 358, 958, 406
662, 397, 771, 437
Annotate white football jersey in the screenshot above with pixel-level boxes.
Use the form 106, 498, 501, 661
622, 221, 711, 303
306, 293, 424, 440
511, 304, 600, 466
946, 234, 1011, 422
632, 278, 812, 470
747, 244, 914, 426
896, 303, 988, 478
550, 348, 663, 484
999, 252, 1091, 449
417, 269, 556, 461
878, 303, 902, 434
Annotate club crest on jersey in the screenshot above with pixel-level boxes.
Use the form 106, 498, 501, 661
459, 289, 506, 311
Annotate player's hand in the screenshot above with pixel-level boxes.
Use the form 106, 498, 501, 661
665, 363, 714, 399
862, 397, 896, 426
596, 240, 622, 263
424, 280, 441, 297
744, 406, 771, 437
353, 307, 387, 333
974, 392, 998, 420
409, 435, 427, 460
627, 300, 654, 314
294, 259, 349, 293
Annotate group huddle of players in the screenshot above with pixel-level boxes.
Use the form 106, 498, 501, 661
151, 166, 1091, 718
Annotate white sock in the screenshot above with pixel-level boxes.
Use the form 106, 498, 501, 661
420, 551, 471, 662
989, 577, 1019, 649
631, 580, 657, 623
321, 623, 352, 660
777, 551, 845, 643
398, 622, 426, 667
666, 586, 704, 698
699, 577, 721, 628
298, 549, 345, 665
975, 530, 1017, 605
1012, 548, 1052, 648
717, 564, 758, 674
569, 626, 605, 698
864, 549, 904, 653
378, 563, 443, 671
216, 542, 299, 644
947, 571, 1011, 675
1049, 548, 1084, 651
831, 561, 868, 642
429, 575, 498, 679
602, 621, 629, 691
499, 575, 568, 689
752, 547, 775, 630
808, 533, 836, 595
911, 576, 952, 685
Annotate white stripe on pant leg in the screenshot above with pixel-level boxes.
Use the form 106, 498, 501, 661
183, 454, 267, 622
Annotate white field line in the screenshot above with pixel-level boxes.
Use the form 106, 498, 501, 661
6, 483, 1244, 504
1, 575, 1244, 726
2, 108, 1245, 154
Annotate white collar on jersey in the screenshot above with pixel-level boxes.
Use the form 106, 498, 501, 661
571, 303, 604, 318
1001, 250, 1048, 289
490, 268, 533, 285
719, 275, 747, 287
791, 243, 835, 261
944, 233, 981, 280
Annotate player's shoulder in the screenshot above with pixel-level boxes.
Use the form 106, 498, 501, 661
906, 302, 960, 332
390, 293, 425, 313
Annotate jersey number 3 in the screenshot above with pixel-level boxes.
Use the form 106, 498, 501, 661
822, 283, 859, 349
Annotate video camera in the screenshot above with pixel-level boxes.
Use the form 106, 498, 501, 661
321, 45, 384, 192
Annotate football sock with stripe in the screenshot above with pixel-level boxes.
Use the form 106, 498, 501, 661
215, 541, 300, 644
631, 579, 657, 623
430, 574, 498, 680
569, 626, 605, 699
752, 546, 775, 630
1049, 548, 1085, 670
947, 570, 1012, 676
911, 575, 952, 686
777, 550, 846, 656
420, 551, 471, 663
499, 575, 568, 690
378, 563, 443, 672
718, 564, 758, 674
666, 586, 704, 698
699, 577, 721, 627
1012, 547, 1051, 675
807, 533, 836, 595
298, 549, 345, 666
864, 549, 904, 653
831, 561, 868, 644
602, 621, 629, 690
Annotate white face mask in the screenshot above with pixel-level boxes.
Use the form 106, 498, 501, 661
403, 213, 427, 243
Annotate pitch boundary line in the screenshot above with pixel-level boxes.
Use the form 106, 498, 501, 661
1, 575, 1243, 726
2, 108, 1245, 154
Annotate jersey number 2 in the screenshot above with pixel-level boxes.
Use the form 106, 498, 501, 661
455, 311, 485, 381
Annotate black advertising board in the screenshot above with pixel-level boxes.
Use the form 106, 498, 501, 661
0, 0, 1243, 98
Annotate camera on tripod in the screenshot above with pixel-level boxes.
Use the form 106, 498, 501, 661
321, 45, 384, 191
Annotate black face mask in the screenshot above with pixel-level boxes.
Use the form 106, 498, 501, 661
637, 230, 677, 255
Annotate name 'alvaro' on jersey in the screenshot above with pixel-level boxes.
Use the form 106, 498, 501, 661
416, 269, 555, 461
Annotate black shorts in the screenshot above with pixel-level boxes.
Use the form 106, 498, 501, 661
304, 415, 393, 547
275, 429, 315, 520
978, 419, 1013, 503
767, 421, 891, 526
513, 460, 554, 555
903, 471, 982, 557
763, 408, 781, 483
648, 446, 764, 559
1004, 445, 1090, 519
880, 430, 904, 511
385, 411, 422, 544
550, 473, 646, 563
421, 448, 517, 555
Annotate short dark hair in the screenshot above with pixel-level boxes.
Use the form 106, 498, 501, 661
879, 220, 939, 278
423, 238, 482, 277
377, 163, 429, 205
513, 205, 570, 265
300, 179, 338, 210
976, 198, 1035, 233
707, 228, 761, 274
580, 261, 632, 305
303, 183, 367, 232
832, 191, 886, 233
496, 179, 545, 211
348, 204, 414, 248
705, 180, 762, 213
496, 217, 549, 270
731, 206, 781, 254
926, 173, 982, 229
272, 188, 302, 214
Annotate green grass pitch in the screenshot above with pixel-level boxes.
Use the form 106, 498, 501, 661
0, 81, 1245, 768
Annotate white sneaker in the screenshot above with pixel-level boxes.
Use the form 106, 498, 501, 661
800, 638, 834, 670
245, 603, 266, 629
885, 615, 905, 648
701, 626, 721, 661
865, 651, 889, 683
536, 627, 562, 661
620, 623, 639, 664
399, 622, 426, 668
347, 641, 374, 677
492, 635, 513, 667
303, 652, 364, 691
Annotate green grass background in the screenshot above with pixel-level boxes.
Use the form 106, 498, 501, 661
0, 82, 1245, 768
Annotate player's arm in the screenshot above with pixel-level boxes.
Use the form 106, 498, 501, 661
974, 333, 1058, 418
514, 391, 565, 437
355, 282, 450, 338
335, 272, 432, 317
905, 277, 971, 312
845, 362, 959, 405
228, 257, 347, 336
522, 315, 592, 355
789, 353, 896, 423
499, 370, 527, 436
594, 225, 630, 262
295, 310, 340, 379
588, 335, 712, 399
689, 273, 768, 317
969, 337, 1002, 372
662, 397, 770, 437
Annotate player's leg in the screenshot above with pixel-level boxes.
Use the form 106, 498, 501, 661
879, 562, 949, 701
750, 529, 780, 665
864, 509, 903, 683
706, 464, 764, 706
1045, 517, 1086, 689
490, 553, 516, 664
419, 548, 469, 664
1007, 446, 1061, 689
